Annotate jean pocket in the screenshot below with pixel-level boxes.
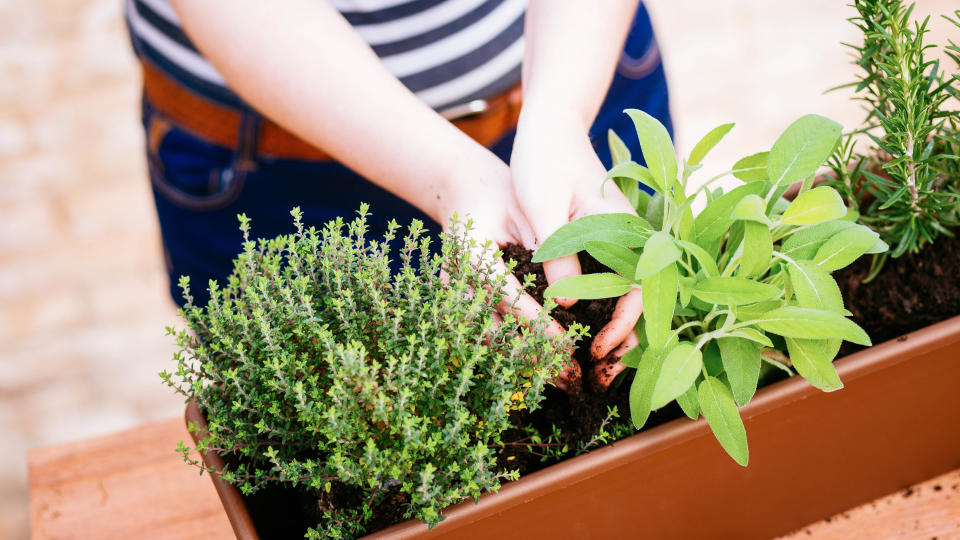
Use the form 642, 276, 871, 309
145, 111, 247, 211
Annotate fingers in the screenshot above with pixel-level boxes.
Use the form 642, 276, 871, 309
591, 331, 640, 389
554, 359, 582, 393
496, 270, 565, 337
542, 255, 581, 309
590, 288, 644, 360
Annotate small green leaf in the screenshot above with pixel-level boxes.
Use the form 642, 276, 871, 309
768, 114, 842, 187
635, 232, 682, 280
732, 152, 769, 182
642, 262, 679, 351
727, 327, 774, 348
625, 109, 678, 194
814, 225, 880, 271
756, 306, 871, 345
781, 186, 847, 225
678, 275, 696, 307
688, 123, 735, 167
781, 221, 857, 259
692, 276, 780, 305
646, 192, 665, 229
699, 377, 749, 466
620, 346, 644, 368
731, 194, 771, 224
676, 240, 720, 276
544, 273, 633, 300
608, 129, 631, 165
786, 337, 843, 391
676, 383, 700, 419
605, 162, 656, 191
717, 337, 762, 406
786, 259, 843, 311
694, 182, 767, 244
630, 348, 665, 429
738, 222, 773, 278
534, 214, 652, 262
651, 342, 704, 409
585, 241, 640, 279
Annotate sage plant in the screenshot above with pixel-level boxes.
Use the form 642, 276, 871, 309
537, 111, 886, 465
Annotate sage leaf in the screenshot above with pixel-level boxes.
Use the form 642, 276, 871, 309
727, 326, 774, 348
786, 337, 843, 392
814, 225, 880, 271
635, 231, 682, 280
544, 273, 633, 300
699, 377, 749, 466
865, 236, 890, 254
768, 114, 842, 187
642, 262, 679, 351
738, 222, 773, 278
786, 259, 843, 311
620, 345, 643, 368
534, 214, 652, 262
585, 241, 640, 279
676, 239, 720, 276
676, 383, 700, 419
625, 109, 678, 194
605, 162, 656, 191
717, 337, 762, 406
608, 128, 631, 165
756, 306, 871, 345
678, 275, 696, 307
781, 186, 847, 225
693, 182, 767, 244
646, 192, 665, 229
688, 122, 735, 167
630, 348, 665, 429
731, 194, 771, 224
692, 276, 780, 305
732, 151, 769, 182
781, 220, 857, 259
651, 342, 704, 409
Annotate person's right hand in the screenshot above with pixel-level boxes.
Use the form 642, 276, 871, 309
435, 151, 583, 391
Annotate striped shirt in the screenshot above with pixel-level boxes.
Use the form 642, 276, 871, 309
125, 0, 526, 113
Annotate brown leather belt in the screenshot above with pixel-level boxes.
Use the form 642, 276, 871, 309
141, 60, 523, 162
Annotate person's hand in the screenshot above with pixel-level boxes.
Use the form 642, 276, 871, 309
435, 150, 582, 390
510, 108, 645, 368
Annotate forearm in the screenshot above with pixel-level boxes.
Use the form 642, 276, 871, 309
520, 0, 638, 130
169, 0, 501, 223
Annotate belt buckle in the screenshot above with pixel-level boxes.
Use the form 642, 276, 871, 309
439, 99, 489, 121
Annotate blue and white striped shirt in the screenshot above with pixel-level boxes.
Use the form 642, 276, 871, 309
125, 0, 526, 112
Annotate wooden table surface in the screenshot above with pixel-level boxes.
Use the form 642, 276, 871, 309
28, 418, 960, 539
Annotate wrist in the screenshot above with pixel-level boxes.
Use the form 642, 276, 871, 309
430, 146, 511, 226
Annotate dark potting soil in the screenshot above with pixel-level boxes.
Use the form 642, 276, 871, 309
498, 244, 683, 475
834, 231, 960, 356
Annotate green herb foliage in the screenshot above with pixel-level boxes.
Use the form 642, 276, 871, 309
829, 0, 960, 273
162, 207, 579, 538
537, 111, 886, 466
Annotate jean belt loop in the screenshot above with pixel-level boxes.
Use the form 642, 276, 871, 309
236, 111, 262, 173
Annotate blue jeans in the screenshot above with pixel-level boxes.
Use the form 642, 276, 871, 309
141, 4, 672, 307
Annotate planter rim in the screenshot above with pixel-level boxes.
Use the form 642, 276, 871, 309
370, 313, 960, 538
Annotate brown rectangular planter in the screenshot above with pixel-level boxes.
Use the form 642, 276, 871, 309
187, 314, 960, 539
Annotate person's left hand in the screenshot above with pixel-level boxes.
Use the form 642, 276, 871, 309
510, 108, 645, 368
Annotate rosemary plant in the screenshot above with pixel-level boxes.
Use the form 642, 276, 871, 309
162, 207, 579, 538
829, 0, 960, 277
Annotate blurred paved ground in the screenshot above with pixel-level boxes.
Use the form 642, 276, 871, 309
0, 1, 955, 538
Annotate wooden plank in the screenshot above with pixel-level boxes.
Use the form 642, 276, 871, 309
29, 417, 233, 540
781, 468, 960, 539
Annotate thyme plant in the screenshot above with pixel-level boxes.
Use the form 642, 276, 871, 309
536, 111, 886, 466
162, 207, 578, 538
829, 0, 960, 275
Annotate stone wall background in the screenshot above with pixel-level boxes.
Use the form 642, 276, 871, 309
1, 1, 955, 538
